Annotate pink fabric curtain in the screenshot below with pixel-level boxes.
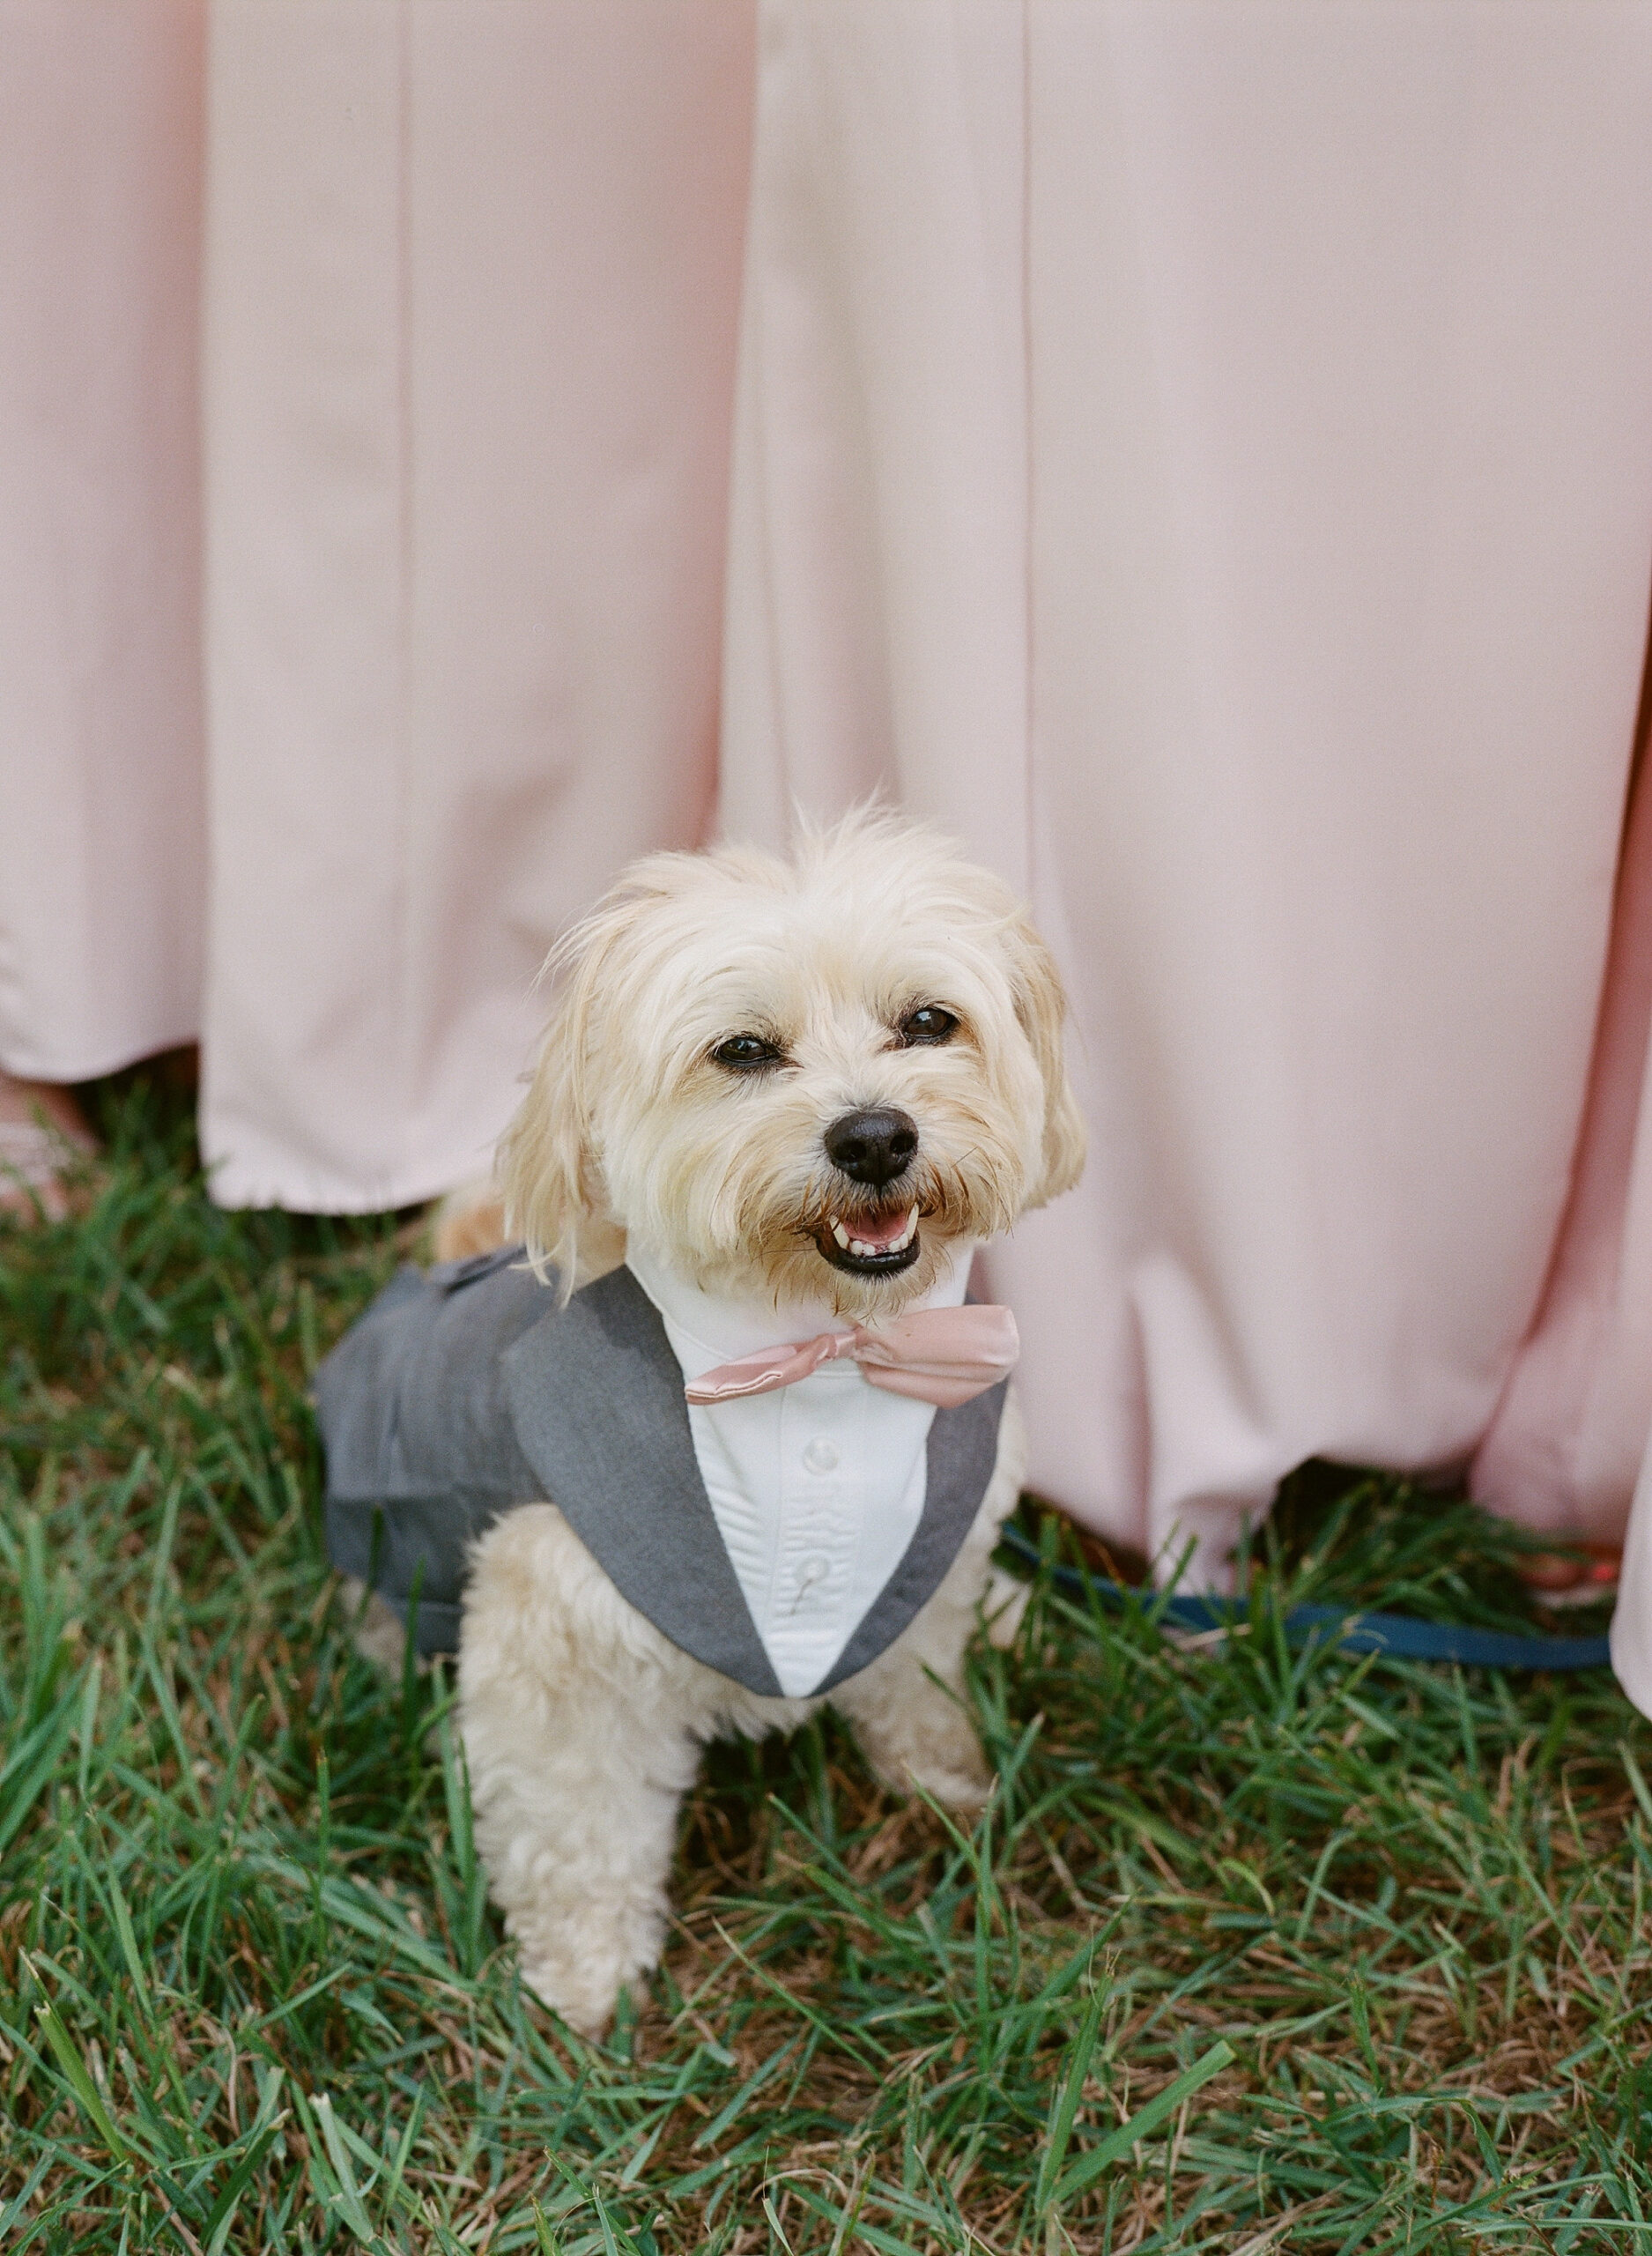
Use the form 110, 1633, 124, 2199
7, 0, 1652, 1693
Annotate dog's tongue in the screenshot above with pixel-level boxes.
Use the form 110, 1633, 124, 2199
846, 1206, 912, 1250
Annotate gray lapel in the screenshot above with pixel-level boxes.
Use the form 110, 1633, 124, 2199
501, 1266, 784, 1698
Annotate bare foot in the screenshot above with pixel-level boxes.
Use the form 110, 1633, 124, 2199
1516, 1543, 1621, 1607
0, 1070, 96, 1221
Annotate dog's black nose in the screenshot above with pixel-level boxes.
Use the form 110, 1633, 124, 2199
824, 1108, 918, 1187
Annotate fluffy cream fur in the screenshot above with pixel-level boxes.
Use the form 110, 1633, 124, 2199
495, 807, 1085, 1316
422, 810, 1082, 2034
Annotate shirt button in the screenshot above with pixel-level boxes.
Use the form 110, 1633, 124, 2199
796, 1555, 831, 1596
802, 1437, 840, 1473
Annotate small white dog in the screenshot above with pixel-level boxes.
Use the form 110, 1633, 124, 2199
318, 810, 1084, 2034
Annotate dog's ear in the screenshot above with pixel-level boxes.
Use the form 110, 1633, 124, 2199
497, 902, 635, 1298
1001, 913, 1086, 1206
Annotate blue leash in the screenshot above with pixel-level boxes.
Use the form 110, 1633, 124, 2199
996, 1523, 1614, 1671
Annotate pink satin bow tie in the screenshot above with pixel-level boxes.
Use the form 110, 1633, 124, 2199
684, 1303, 1019, 1410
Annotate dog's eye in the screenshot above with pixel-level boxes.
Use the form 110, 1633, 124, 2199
711, 1034, 784, 1071
896, 1006, 959, 1048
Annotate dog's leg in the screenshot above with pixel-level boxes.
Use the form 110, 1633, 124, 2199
831, 1539, 996, 1809
832, 1390, 1026, 1812
458, 1505, 700, 2037
465, 1695, 696, 2036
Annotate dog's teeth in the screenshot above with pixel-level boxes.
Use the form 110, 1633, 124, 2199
878, 1205, 919, 1255
851, 1239, 874, 1258
832, 1221, 851, 1250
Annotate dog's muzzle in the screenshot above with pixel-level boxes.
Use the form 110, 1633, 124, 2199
819, 1108, 922, 1274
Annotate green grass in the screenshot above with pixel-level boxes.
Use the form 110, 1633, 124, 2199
3, 1071, 1651, 2253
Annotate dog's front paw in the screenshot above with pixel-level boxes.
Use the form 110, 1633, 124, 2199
515, 1954, 626, 2040
848, 1690, 994, 1814
511, 1900, 665, 2038
874, 1743, 994, 1813
981, 1565, 1030, 1651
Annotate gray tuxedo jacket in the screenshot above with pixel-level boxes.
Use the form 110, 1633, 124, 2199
315, 1248, 1008, 1698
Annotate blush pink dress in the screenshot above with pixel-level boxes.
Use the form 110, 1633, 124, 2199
0, 0, 205, 1082
717, 1, 1652, 1610
7, 0, 1652, 1700
199, 0, 755, 1210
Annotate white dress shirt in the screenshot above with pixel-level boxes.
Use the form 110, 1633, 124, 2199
626, 1241, 973, 1697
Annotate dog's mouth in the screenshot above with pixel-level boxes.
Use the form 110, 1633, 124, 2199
812, 1202, 922, 1278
